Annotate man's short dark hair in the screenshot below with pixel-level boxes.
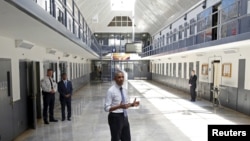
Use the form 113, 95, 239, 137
61, 73, 67, 77
114, 70, 124, 78
47, 69, 53, 72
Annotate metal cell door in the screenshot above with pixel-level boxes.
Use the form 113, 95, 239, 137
27, 61, 40, 129
212, 61, 221, 89
0, 58, 14, 141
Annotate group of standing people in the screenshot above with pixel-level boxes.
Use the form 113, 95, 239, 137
40, 67, 197, 141
40, 69, 73, 124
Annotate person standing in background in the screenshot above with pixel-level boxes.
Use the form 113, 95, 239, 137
189, 70, 197, 102
41, 69, 58, 124
58, 73, 73, 121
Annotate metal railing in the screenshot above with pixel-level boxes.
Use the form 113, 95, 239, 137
142, 0, 249, 57
33, 0, 101, 56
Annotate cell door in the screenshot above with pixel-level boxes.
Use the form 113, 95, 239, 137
0, 59, 14, 141
20, 61, 40, 129
59, 61, 67, 81
28, 61, 40, 129
43, 61, 57, 80
133, 61, 141, 79
126, 62, 134, 80
212, 61, 221, 89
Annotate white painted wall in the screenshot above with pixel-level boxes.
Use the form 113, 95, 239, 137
150, 44, 250, 90
0, 36, 90, 101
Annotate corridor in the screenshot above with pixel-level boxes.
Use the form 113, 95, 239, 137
14, 80, 250, 141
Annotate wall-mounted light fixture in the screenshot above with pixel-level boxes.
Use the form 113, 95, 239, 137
46, 48, 56, 55
63, 53, 70, 57
196, 52, 205, 56
223, 48, 239, 54
15, 39, 34, 49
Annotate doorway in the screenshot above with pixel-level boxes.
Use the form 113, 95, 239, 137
43, 61, 58, 82
0, 58, 14, 141
19, 60, 41, 129
59, 61, 67, 81
211, 60, 221, 101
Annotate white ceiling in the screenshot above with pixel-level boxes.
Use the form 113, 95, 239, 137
75, 0, 202, 34
0, 0, 98, 59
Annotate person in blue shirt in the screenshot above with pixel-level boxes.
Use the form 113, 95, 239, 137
58, 73, 73, 121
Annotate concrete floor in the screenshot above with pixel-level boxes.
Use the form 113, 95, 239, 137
14, 80, 250, 141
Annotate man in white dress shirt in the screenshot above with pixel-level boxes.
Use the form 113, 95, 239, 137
41, 69, 58, 124
104, 71, 139, 141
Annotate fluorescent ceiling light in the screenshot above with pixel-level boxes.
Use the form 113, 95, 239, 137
111, 0, 135, 11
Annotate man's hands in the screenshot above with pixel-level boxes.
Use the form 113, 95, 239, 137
65, 94, 71, 98
119, 102, 130, 109
119, 98, 140, 109
50, 89, 55, 94
131, 98, 140, 107
109, 98, 140, 112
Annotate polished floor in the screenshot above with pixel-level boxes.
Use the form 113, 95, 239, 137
14, 80, 250, 141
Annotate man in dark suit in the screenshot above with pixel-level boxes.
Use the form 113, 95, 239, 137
58, 73, 73, 121
189, 70, 197, 102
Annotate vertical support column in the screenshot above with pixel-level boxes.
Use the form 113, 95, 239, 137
72, 0, 75, 34
131, 0, 136, 42
64, 0, 67, 27
78, 10, 81, 39
50, 0, 56, 17
82, 17, 85, 42
86, 27, 88, 45
132, 5, 135, 42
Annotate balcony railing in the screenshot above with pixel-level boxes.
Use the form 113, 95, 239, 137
142, 0, 250, 57
33, 0, 101, 56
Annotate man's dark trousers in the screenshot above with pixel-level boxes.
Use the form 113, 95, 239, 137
190, 86, 196, 101
42, 91, 55, 122
60, 97, 71, 119
108, 113, 131, 141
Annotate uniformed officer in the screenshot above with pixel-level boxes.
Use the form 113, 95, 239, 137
41, 69, 58, 124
